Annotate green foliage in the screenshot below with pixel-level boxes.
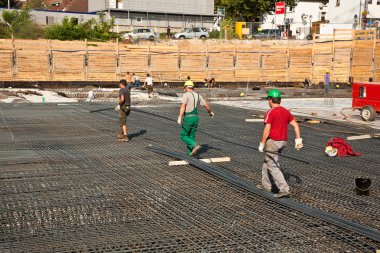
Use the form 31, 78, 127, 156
208, 30, 220, 39
1, 9, 44, 39
45, 13, 119, 41
221, 18, 238, 39
215, 0, 297, 21
0, 23, 11, 38
24, 0, 46, 9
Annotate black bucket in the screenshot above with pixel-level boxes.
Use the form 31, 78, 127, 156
355, 178, 372, 196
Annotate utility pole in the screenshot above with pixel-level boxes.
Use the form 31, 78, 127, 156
8, 0, 10, 9
362, 0, 369, 29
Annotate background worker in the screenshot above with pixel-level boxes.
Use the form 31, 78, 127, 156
132, 73, 140, 87
204, 77, 215, 88
178, 76, 214, 156
257, 89, 303, 198
167, 26, 171, 39
143, 73, 154, 98
125, 72, 133, 86
324, 71, 331, 96
115, 79, 131, 142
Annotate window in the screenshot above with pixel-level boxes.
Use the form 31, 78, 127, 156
194, 28, 201, 32
289, 6, 294, 12
377, 0, 380, 5
46, 16, 54, 25
368, 0, 372, 4
136, 17, 142, 23
359, 87, 366, 98
336, 0, 340, 6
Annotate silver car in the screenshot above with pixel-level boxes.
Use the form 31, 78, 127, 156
174, 27, 209, 39
123, 28, 158, 40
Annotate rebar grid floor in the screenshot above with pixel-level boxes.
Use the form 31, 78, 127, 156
0, 102, 380, 252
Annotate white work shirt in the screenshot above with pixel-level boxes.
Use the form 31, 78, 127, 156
181, 91, 206, 113
145, 77, 154, 86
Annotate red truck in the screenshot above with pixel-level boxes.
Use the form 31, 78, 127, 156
352, 82, 380, 121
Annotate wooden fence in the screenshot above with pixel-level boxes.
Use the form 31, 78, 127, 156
0, 29, 379, 83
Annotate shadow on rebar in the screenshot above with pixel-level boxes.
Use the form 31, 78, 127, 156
129, 130, 147, 140
197, 144, 222, 157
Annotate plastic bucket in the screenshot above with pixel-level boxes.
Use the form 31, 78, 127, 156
355, 178, 372, 196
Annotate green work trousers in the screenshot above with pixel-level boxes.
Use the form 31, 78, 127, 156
180, 116, 199, 155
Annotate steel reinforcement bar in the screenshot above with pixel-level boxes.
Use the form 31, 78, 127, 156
147, 145, 380, 243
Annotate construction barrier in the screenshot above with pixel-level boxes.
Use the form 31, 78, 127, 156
0, 29, 379, 83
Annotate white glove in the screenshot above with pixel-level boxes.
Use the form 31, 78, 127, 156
295, 138, 303, 150
209, 112, 215, 118
114, 105, 120, 111
258, 142, 265, 153
177, 116, 182, 125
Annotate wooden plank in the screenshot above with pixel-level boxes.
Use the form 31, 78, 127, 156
169, 157, 231, 166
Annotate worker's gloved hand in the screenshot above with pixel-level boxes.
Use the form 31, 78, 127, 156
114, 105, 120, 111
209, 112, 215, 118
258, 142, 265, 153
177, 116, 182, 125
295, 138, 303, 150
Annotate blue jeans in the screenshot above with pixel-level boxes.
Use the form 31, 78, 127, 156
134, 80, 141, 87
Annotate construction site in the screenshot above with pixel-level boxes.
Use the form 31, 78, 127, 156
1, 32, 380, 252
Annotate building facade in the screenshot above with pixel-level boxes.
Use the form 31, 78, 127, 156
39, 0, 215, 32
326, 0, 380, 28
262, 0, 329, 39
109, 0, 215, 32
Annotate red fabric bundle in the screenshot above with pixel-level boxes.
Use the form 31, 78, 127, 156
326, 137, 361, 157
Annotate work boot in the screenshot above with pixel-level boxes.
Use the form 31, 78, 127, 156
256, 184, 272, 192
274, 191, 290, 198
117, 133, 124, 139
120, 135, 129, 142
190, 144, 201, 157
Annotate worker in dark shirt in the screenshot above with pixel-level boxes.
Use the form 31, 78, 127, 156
115, 79, 131, 142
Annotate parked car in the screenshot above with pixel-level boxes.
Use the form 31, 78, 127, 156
122, 28, 158, 40
174, 27, 209, 39
251, 29, 282, 39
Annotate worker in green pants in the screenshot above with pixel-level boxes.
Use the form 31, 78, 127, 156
178, 76, 214, 156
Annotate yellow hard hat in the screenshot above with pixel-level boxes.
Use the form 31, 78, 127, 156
184, 80, 194, 88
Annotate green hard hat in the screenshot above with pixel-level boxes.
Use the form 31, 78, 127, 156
267, 89, 281, 99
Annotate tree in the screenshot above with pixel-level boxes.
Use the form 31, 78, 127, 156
44, 13, 119, 41
1, 9, 44, 38
215, 0, 297, 21
24, 0, 46, 9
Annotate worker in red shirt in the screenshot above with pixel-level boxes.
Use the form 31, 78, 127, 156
257, 89, 303, 198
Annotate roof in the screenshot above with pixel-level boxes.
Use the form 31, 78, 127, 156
44, 0, 88, 12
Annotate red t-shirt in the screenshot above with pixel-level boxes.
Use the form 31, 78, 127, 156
264, 106, 294, 141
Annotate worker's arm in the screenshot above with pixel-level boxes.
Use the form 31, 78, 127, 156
177, 103, 186, 124
290, 119, 303, 150
289, 119, 301, 139
119, 95, 125, 106
178, 103, 186, 118
203, 103, 212, 114
203, 103, 214, 117
258, 123, 271, 152
261, 124, 271, 143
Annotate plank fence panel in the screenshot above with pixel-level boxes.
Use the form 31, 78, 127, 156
0, 30, 377, 83
374, 41, 380, 82
289, 48, 312, 82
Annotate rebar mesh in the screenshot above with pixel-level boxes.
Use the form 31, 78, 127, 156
0, 103, 379, 252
